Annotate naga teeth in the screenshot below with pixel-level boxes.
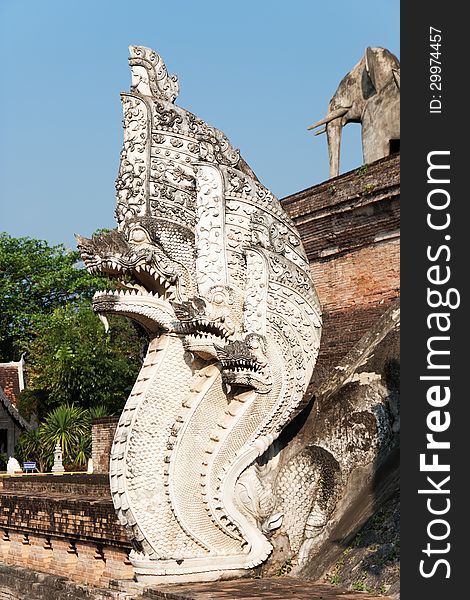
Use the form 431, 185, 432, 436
98, 314, 110, 333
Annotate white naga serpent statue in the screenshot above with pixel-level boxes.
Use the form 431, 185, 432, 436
77, 46, 321, 583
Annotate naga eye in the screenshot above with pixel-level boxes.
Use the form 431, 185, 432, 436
129, 228, 149, 243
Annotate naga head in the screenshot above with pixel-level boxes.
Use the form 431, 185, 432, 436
216, 334, 271, 393
128, 45, 179, 101
75, 220, 187, 335
172, 294, 234, 360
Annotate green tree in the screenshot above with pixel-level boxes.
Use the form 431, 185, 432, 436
16, 404, 98, 471
0, 233, 107, 360
1, 233, 146, 419
39, 404, 90, 468
14, 428, 48, 471
20, 304, 143, 419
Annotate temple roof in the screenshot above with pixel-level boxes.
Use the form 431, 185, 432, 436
0, 356, 25, 407
0, 385, 30, 431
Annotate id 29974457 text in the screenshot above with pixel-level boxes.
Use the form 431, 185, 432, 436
429, 26, 443, 114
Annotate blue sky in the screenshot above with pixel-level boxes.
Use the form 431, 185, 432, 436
0, 0, 399, 249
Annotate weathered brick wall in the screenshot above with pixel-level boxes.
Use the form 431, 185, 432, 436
0, 490, 128, 545
310, 240, 400, 312
283, 155, 400, 386
0, 474, 132, 587
92, 417, 119, 474
0, 473, 110, 498
309, 241, 399, 384
0, 561, 132, 599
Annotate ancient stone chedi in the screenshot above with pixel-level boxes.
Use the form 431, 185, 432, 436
77, 46, 321, 583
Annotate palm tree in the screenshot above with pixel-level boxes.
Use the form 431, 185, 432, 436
88, 404, 111, 420
39, 404, 90, 467
16, 403, 114, 472
73, 434, 92, 468
15, 428, 48, 472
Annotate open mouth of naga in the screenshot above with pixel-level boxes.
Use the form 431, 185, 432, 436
93, 263, 176, 302
75, 230, 184, 334
76, 231, 271, 390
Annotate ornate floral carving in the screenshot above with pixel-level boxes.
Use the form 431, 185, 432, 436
194, 165, 228, 296
187, 113, 240, 166
152, 101, 184, 129
115, 96, 150, 226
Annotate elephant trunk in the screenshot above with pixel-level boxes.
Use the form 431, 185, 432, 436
308, 106, 351, 178
326, 117, 342, 179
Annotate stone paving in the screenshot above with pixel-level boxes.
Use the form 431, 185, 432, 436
141, 577, 393, 600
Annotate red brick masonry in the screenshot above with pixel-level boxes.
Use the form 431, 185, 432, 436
0, 363, 22, 407
92, 417, 119, 474
0, 474, 132, 587
283, 154, 400, 386
137, 577, 394, 599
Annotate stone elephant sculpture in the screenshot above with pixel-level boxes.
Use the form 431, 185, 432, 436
309, 47, 400, 178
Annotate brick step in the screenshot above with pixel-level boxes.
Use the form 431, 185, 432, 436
0, 473, 111, 498
130, 577, 394, 600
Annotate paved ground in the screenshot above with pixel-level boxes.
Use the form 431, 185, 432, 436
142, 577, 393, 599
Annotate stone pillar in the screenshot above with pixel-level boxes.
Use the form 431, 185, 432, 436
100, 546, 134, 585
74, 541, 106, 586
0, 529, 12, 563
27, 534, 53, 573
7, 531, 30, 567
49, 538, 78, 579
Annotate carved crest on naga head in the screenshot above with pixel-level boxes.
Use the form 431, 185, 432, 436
77, 46, 321, 584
